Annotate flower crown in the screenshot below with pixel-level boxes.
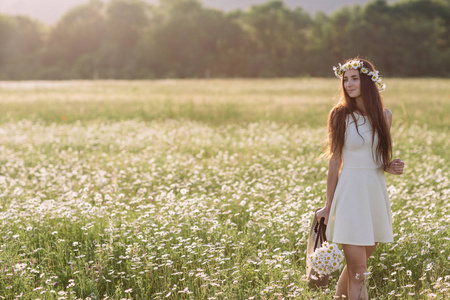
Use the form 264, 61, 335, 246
333, 60, 386, 92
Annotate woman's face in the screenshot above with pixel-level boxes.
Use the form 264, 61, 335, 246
343, 69, 361, 99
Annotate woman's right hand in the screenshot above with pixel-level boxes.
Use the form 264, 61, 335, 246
316, 206, 330, 225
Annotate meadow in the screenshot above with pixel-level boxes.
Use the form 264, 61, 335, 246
0, 79, 448, 299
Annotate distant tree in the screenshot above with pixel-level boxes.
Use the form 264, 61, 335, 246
102, 0, 152, 78
302, 12, 333, 76
305, 0, 450, 77
347, 0, 450, 76
239, 0, 313, 76
43, 0, 105, 79
210, 12, 251, 77
0, 15, 43, 79
389, 0, 450, 76
0, 16, 16, 79
137, 0, 248, 78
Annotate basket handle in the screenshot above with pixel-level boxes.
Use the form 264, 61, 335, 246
313, 217, 328, 251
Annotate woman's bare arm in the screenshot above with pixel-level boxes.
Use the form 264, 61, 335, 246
316, 153, 342, 225
384, 108, 405, 175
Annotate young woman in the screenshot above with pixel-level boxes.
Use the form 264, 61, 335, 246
316, 58, 404, 299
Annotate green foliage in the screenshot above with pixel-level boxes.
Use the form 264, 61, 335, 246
140, 0, 245, 78
0, 0, 449, 79
43, 0, 105, 79
0, 16, 43, 79
103, 0, 151, 78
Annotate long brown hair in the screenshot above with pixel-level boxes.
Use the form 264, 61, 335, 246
326, 58, 392, 171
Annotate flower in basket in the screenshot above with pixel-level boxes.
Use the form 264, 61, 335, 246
308, 241, 344, 276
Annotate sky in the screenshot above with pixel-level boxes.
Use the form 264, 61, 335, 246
0, 0, 397, 24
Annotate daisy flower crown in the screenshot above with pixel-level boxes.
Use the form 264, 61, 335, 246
333, 60, 386, 92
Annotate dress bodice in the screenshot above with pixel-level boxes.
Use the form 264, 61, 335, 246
342, 113, 380, 169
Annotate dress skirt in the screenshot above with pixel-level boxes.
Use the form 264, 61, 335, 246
325, 167, 394, 246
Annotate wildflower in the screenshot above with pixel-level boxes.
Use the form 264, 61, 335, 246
14, 262, 27, 272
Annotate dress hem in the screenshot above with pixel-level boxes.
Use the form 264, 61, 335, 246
328, 239, 393, 246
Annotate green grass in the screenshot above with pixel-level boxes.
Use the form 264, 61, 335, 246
0, 78, 448, 129
0, 79, 448, 299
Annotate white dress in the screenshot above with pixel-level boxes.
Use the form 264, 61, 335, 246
326, 113, 394, 246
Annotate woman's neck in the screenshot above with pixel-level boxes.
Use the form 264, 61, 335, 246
355, 97, 366, 114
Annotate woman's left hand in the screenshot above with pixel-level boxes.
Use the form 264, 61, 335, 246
386, 158, 404, 175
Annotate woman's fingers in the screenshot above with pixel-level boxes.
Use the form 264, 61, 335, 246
392, 159, 405, 175
317, 213, 324, 221
395, 166, 404, 174
316, 208, 329, 222
393, 159, 404, 166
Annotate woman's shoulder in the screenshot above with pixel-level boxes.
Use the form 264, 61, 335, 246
384, 108, 392, 129
384, 108, 392, 117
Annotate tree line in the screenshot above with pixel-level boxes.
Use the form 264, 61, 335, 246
0, 0, 448, 79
